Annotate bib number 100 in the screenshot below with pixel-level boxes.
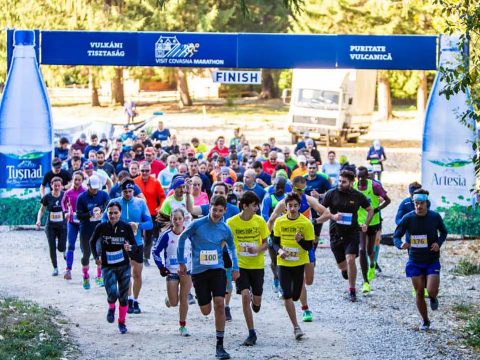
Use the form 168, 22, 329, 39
200, 250, 218, 265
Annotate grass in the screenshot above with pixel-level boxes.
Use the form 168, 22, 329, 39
0, 297, 75, 360
452, 303, 480, 352
452, 259, 480, 276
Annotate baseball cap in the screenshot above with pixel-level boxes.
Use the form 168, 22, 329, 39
87, 175, 102, 189
170, 177, 186, 190
297, 155, 307, 163
277, 153, 285, 163
83, 161, 94, 170
275, 169, 288, 179
121, 179, 135, 191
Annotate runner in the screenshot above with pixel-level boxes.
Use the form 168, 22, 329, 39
40, 157, 72, 197
353, 166, 391, 294
227, 191, 269, 346
153, 207, 192, 337
272, 193, 315, 339
104, 178, 153, 314
177, 195, 239, 359
322, 170, 373, 302
90, 201, 137, 334
393, 189, 447, 330
36, 176, 67, 276
61, 171, 86, 280
76, 175, 110, 289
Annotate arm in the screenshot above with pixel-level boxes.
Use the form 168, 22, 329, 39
306, 195, 331, 224
376, 193, 391, 213
40, 184, 46, 198
75, 195, 91, 221
395, 200, 407, 225
155, 182, 166, 212
271, 235, 281, 253
177, 223, 195, 265
225, 229, 239, 272
363, 206, 374, 227
436, 215, 448, 248
260, 197, 272, 222
393, 217, 408, 249
185, 182, 202, 216
105, 176, 113, 193
138, 201, 153, 231
89, 223, 102, 260
36, 204, 45, 228
152, 232, 169, 269
267, 200, 286, 232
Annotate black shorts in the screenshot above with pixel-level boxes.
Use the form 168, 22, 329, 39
278, 265, 304, 301
236, 268, 264, 296
192, 268, 227, 306
128, 244, 144, 264
365, 223, 381, 236
330, 232, 359, 264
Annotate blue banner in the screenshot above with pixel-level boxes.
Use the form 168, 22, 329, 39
6, 30, 439, 70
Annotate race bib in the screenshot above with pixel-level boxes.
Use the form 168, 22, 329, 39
49, 211, 63, 222
239, 242, 256, 257
411, 235, 428, 248
199, 250, 218, 265
337, 212, 353, 226
283, 247, 299, 261
72, 213, 80, 224
106, 250, 125, 264
373, 164, 382, 172
168, 256, 178, 266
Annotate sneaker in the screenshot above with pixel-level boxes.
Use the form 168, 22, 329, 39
52, 268, 59, 276
375, 262, 382, 273
133, 301, 141, 314
225, 306, 232, 322
143, 259, 150, 267
107, 308, 115, 323
272, 279, 280, 293
179, 326, 190, 337
424, 288, 429, 297
188, 293, 196, 305
367, 267, 376, 281
430, 297, 439, 311
64, 270, 72, 280
302, 310, 313, 322
412, 288, 429, 297
165, 297, 171, 308
349, 290, 357, 303
294, 326, 304, 340
95, 276, 104, 287
362, 282, 371, 294
242, 334, 257, 346
82, 278, 90, 290
127, 299, 134, 314
419, 320, 430, 331
118, 322, 128, 334
215, 345, 230, 359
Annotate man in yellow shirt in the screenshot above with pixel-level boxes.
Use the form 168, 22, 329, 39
227, 191, 269, 347
272, 193, 315, 340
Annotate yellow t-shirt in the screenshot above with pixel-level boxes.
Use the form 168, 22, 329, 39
290, 167, 307, 180
273, 214, 315, 267
227, 214, 269, 269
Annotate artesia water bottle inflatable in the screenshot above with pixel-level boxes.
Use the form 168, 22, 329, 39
0, 30, 53, 225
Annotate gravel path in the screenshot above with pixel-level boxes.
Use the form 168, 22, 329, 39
0, 230, 478, 359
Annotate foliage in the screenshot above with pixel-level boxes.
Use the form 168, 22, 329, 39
453, 302, 480, 351
0, 195, 40, 225
452, 259, 480, 276
437, 204, 480, 236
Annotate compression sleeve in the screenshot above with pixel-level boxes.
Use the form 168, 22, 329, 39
272, 235, 281, 253
297, 239, 313, 251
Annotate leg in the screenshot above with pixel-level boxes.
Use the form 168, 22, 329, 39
66, 222, 79, 271
241, 289, 254, 330
103, 267, 119, 304
346, 254, 357, 290
179, 275, 191, 324
268, 247, 279, 280
426, 274, 440, 299
358, 231, 368, 283
278, 266, 299, 328
130, 260, 143, 299
412, 275, 429, 322
167, 279, 180, 307
143, 228, 153, 261
213, 296, 226, 331
45, 226, 58, 269
57, 226, 67, 265
118, 265, 132, 329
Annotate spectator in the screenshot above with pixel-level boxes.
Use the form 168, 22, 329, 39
151, 120, 171, 143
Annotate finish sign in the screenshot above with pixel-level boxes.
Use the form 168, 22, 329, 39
212, 70, 261, 84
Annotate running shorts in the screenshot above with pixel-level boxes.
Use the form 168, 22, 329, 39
278, 265, 305, 301
330, 232, 359, 264
192, 268, 227, 306
128, 244, 144, 264
236, 268, 264, 296
405, 260, 441, 278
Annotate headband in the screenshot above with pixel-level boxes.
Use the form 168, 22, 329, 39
412, 194, 428, 202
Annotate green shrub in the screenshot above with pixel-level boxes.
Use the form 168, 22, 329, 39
452, 259, 480, 276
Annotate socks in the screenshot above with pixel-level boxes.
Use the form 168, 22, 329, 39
108, 302, 116, 310
301, 305, 309, 311
66, 250, 74, 270
216, 330, 224, 346
119, 305, 128, 323
374, 245, 380, 264
249, 329, 256, 337
179, 321, 186, 327
97, 266, 102, 278
82, 266, 89, 280
349, 287, 356, 293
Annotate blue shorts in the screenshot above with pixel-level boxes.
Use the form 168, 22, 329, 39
405, 260, 441, 278
167, 271, 190, 282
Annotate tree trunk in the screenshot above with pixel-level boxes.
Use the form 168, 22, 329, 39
89, 67, 100, 107
111, 67, 124, 105
417, 70, 428, 119
377, 72, 393, 120
259, 69, 276, 99
176, 68, 192, 107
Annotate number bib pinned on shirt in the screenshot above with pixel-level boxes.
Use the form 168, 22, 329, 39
239, 242, 256, 257
410, 235, 428, 248
337, 212, 353, 226
373, 164, 382, 172
169, 256, 178, 266
199, 250, 219, 265
283, 247, 300, 261
49, 211, 63, 222
106, 250, 125, 264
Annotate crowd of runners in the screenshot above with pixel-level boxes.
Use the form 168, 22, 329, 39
35, 120, 447, 359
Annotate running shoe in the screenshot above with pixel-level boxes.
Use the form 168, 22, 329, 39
143, 259, 150, 267
118, 322, 128, 334
362, 282, 371, 294
375, 262, 382, 273
273, 279, 280, 293
179, 326, 190, 337
82, 278, 90, 290
349, 290, 357, 303
127, 299, 134, 314
215, 345, 230, 359
242, 334, 257, 346
107, 308, 115, 323
424, 288, 429, 297
302, 310, 313, 322
419, 320, 430, 331
294, 326, 304, 340
52, 268, 59, 276
64, 270, 72, 280
165, 297, 171, 308
95, 276, 104, 287
133, 301, 141, 314
430, 297, 439, 311
412, 288, 429, 297
225, 306, 232, 322
367, 267, 376, 282
188, 293, 196, 305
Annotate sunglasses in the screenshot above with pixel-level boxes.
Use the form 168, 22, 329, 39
108, 211, 120, 215
141, 169, 150, 173
293, 186, 305, 193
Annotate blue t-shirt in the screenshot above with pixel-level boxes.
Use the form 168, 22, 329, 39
245, 183, 266, 201
84, 144, 102, 157
200, 203, 239, 222
151, 129, 171, 142
54, 147, 69, 162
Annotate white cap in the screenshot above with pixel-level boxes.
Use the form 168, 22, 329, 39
297, 155, 307, 163
87, 175, 102, 189
277, 152, 285, 163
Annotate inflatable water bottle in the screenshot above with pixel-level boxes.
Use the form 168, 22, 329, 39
421, 35, 477, 234
0, 30, 53, 225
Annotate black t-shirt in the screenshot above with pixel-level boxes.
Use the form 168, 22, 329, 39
41, 192, 66, 226
97, 162, 116, 177
41, 170, 72, 188
322, 188, 370, 235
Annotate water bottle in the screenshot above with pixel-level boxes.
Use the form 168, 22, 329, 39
421, 35, 476, 233
0, 30, 53, 225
